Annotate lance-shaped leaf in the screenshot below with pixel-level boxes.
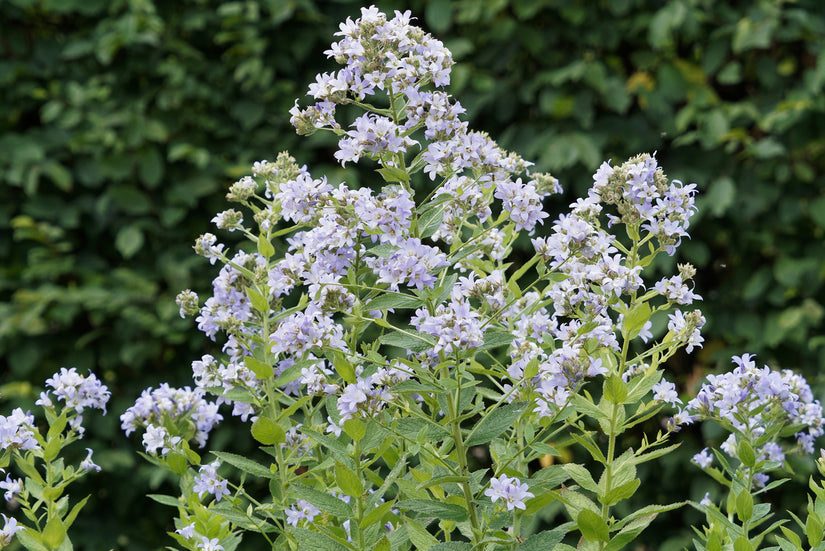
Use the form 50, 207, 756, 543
517, 529, 566, 550
395, 499, 468, 522
213, 451, 275, 479
577, 509, 609, 543
291, 484, 353, 518
465, 402, 525, 446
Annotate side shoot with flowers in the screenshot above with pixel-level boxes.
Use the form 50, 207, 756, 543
1, 6, 823, 551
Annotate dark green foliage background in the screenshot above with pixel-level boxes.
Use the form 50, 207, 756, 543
1, 0, 823, 549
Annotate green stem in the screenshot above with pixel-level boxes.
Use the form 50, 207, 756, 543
443, 366, 481, 543
353, 440, 366, 551
599, 403, 619, 551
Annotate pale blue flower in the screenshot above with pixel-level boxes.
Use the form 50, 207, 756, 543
484, 475, 534, 511
193, 461, 230, 502
692, 448, 713, 469
0, 473, 22, 502
175, 522, 196, 539
197, 536, 224, 551
653, 380, 682, 408
285, 499, 321, 527
0, 514, 23, 546
80, 448, 101, 472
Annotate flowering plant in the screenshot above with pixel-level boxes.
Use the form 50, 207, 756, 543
1, 6, 823, 551
0, 369, 109, 550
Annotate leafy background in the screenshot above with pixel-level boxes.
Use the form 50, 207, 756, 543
1, 0, 823, 549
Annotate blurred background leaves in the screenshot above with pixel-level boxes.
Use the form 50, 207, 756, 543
1, 0, 823, 549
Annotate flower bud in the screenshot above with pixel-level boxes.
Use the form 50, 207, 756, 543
175, 289, 199, 318
226, 176, 257, 202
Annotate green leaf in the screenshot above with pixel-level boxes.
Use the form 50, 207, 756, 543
373, 536, 391, 551
611, 502, 687, 531
569, 431, 607, 464
733, 535, 754, 551
809, 196, 825, 230
246, 287, 270, 314
625, 371, 663, 403
342, 419, 366, 442
329, 350, 356, 384
628, 442, 680, 466
42, 516, 67, 549
603, 478, 641, 506
648, 2, 686, 49
562, 464, 600, 494
257, 235, 275, 258
376, 166, 409, 184
14, 530, 49, 551
405, 518, 439, 550
291, 484, 353, 518
291, 527, 350, 551
360, 500, 395, 529
14, 455, 46, 485
465, 402, 525, 446
415, 475, 468, 491
251, 416, 285, 446
63, 494, 90, 529
115, 225, 144, 259
43, 161, 73, 192
604, 513, 657, 551
42, 486, 63, 502
778, 526, 802, 548
735, 489, 753, 522
577, 509, 609, 543
379, 329, 435, 353
429, 544, 472, 551
166, 451, 188, 475
603, 376, 628, 404
775, 537, 801, 551
418, 207, 444, 239
623, 302, 651, 339
517, 529, 565, 550
807, 512, 824, 547
479, 330, 515, 351
395, 499, 468, 522
43, 435, 62, 463
300, 428, 351, 458
274, 359, 307, 387
335, 461, 363, 499
213, 451, 275, 479
571, 394, 605, 423
529, 442, 560, 458
738, 439, 755, 468
147, 494, 182, 508
245, 356, 274, 379
367, 293, 424, 310
732, 16, 775, 53
211, 502, 268, 532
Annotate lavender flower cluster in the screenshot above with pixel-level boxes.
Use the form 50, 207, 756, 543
161, 6, 712, 471
120, 383, 222, 453
36, 367, 111, 435
0, 409, 38, 452
680, 354, 824, 486
172, 7, 578, 436
504, 153, 702, 418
